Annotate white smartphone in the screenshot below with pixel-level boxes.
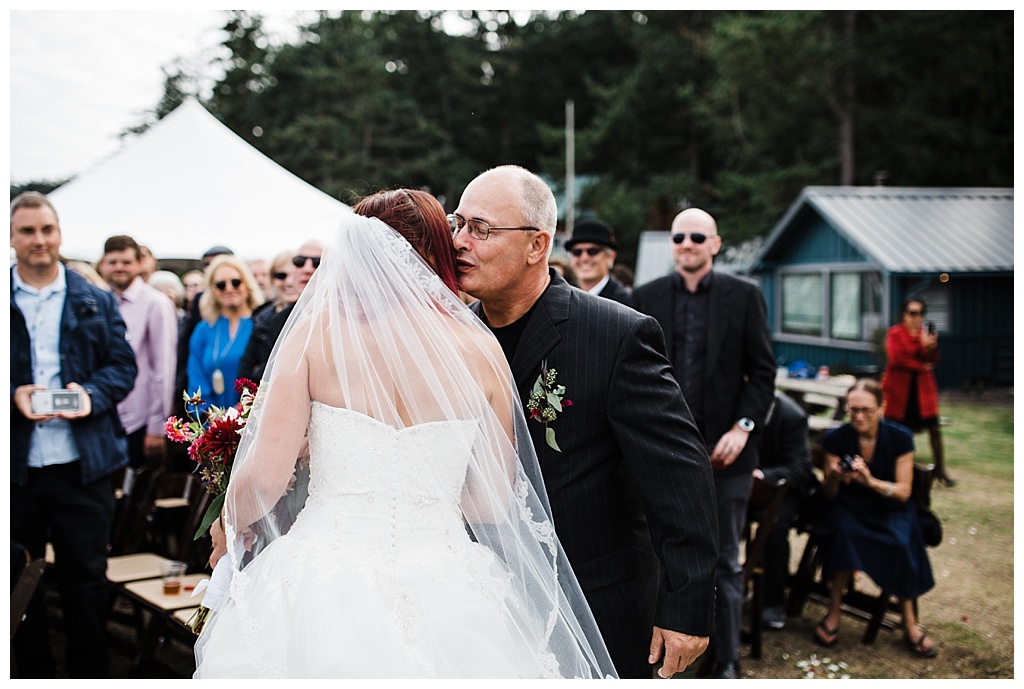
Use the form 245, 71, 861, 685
30, 389, 84, 415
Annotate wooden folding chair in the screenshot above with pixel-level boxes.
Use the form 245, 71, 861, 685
108, 472, 211, 650
10, 546, 47, 679
110, 466, 163, 557
112, 471, 209, 562
741, 477, 789, 659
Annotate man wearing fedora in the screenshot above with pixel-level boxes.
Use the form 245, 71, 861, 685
565, 219, 633, 307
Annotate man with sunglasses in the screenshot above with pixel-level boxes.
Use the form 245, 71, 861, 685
453, 165, 717, 679
564, 219, 633, 307
633, 207, 776, 679
239, 239, 323, 383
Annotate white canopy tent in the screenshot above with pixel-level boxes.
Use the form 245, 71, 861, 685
49, 98, 350, 262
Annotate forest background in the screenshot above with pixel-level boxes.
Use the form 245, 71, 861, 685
12, 10, 1014, 268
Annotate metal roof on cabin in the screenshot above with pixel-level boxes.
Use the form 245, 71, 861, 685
759, 186, 1013, 273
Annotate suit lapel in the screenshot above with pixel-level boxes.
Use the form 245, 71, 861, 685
511, 271, 570, 391
705, 271, 731, 383
650, 277, 676, 355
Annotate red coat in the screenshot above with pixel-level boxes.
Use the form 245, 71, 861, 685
882, 323, 940, 421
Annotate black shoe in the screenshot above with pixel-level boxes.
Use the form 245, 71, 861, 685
711, 661, 741, 679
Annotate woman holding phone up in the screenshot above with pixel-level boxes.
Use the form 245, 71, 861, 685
881, 298, 953, 487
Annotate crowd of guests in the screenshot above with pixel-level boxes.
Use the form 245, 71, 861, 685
11, 182, 945, 678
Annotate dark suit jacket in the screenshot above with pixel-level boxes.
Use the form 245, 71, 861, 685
632, 270, 777, 477
11, 268, 137, 486
597, 276, 634, 308
473, 270, 718, 647
238, 303, 294, 383
759, 392, 817, 497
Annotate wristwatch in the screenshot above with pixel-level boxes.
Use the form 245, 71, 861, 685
737, 417, 755, 432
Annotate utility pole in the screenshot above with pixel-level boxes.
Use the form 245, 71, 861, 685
565, 99, 575, 241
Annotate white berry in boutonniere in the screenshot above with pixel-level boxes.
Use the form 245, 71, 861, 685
527, 360, 573, 452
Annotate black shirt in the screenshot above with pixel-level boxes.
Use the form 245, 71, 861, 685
485, 298, 541, 365
671, 270, 713, 428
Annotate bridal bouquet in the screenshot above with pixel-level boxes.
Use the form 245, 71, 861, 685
164, 377, 258, 634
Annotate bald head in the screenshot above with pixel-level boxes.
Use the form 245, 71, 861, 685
671, 207, 721, 281
453, 166, 556, 325
294, 238, 324, 292
474, 166, 558, 243
671, 208, 718, 236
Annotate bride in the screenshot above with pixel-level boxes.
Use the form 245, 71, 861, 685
192, 190, 616, 678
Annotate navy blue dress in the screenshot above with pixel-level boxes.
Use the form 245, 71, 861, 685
818, 420, 934, 599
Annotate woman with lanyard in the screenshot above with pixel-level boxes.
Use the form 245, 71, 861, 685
187, 255, 264, 410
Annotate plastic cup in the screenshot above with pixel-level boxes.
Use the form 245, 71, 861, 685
161, 561, 187, 595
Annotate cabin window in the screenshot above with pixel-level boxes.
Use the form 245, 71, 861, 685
782, 273, 823, 336
831, 271, 883, 340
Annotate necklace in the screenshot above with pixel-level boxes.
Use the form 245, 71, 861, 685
211, 318, 240, 395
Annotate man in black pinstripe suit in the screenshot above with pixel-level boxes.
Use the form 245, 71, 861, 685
453, 165, 718, 679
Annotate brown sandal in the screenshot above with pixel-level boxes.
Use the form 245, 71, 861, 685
905, 630, 938, 658
813, 619, 839, 647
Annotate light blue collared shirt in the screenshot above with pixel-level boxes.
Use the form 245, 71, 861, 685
12, 263, 79, 467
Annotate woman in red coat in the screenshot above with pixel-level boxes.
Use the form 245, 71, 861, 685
881, 299, 954, 486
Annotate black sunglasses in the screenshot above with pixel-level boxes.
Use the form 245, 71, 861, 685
272, 271, 289, 281
214, 278, 243, 291
671, 232, 709, 245
570, 247, 605, 258
292, 255, 321, 269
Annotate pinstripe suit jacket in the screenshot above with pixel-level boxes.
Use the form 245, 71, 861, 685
474, 270, 718, 641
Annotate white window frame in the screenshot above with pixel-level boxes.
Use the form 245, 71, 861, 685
773, 264, 886, 351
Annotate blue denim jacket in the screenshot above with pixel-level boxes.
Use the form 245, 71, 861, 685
11, 267, 137, 486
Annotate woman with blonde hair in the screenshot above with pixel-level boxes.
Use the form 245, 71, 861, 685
187, 255, 265, 409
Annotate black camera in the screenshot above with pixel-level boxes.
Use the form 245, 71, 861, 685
839, 455, 855, 472
925, 320, 936, 335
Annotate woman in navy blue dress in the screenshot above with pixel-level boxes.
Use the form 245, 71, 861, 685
813, 379, 937, 658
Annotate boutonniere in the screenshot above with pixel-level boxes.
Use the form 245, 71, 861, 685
527, 359, 572, 452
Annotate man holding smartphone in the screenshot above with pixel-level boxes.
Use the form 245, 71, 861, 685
11, 192, 137, 677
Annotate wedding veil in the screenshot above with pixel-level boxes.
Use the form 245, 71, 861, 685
216, 210, 616, 678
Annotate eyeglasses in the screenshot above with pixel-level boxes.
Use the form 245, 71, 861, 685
905, 310, 923, 317
570, 247, 605, 258
214, 278, 243, 291
671, 232, 709, 245
846, 406, 878, 417
272, 271, 289, 281
292, 255, 321, 269
448, 213, 540, 241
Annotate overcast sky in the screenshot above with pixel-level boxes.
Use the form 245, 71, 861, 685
9, 10, 312, 184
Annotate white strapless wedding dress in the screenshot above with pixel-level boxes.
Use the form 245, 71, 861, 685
193, 403, 561, 678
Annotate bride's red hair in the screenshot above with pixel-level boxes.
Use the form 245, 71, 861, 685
353, 189, 459, 295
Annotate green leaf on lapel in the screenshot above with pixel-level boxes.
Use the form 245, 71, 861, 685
545, 426, 562, 452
